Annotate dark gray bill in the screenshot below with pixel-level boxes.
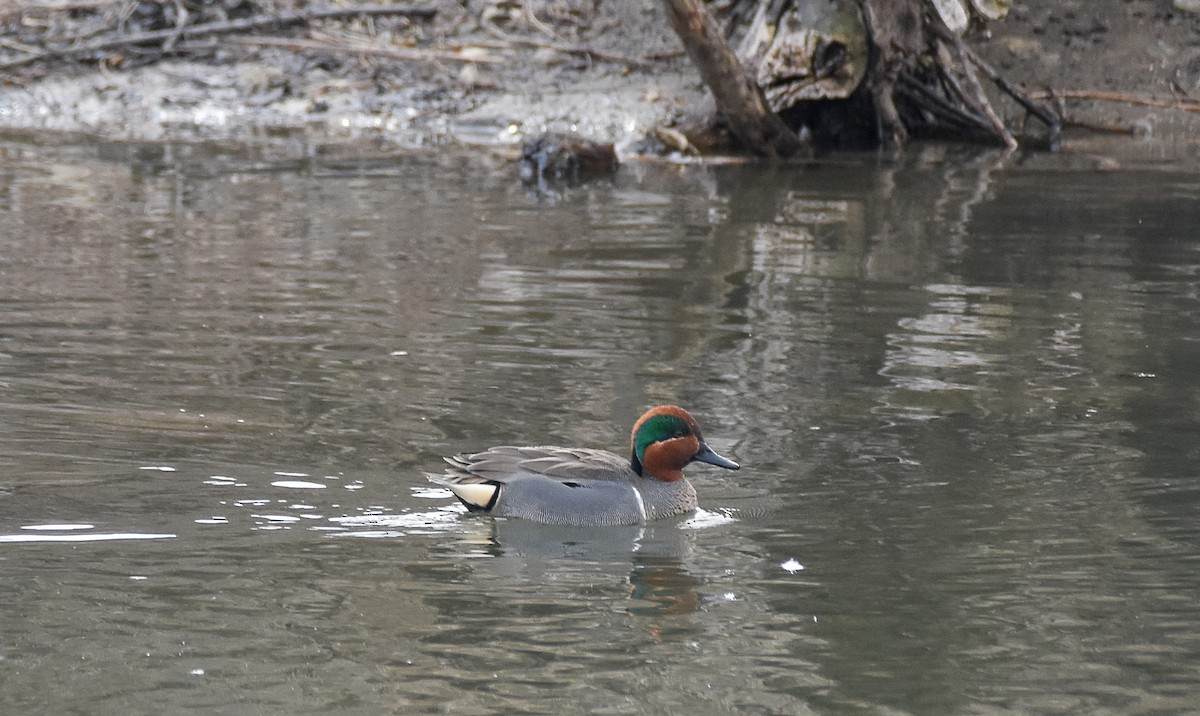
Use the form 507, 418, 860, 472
693, 442, 740, 470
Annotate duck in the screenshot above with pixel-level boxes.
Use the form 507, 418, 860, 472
428, 405, 740, 526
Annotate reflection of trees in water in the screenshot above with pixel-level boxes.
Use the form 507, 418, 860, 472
708, 147, 1153, 424
702, 151, 1200, 714
6, 141, 1197, 714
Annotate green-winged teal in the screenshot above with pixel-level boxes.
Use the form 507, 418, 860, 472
428, 405, 739, 526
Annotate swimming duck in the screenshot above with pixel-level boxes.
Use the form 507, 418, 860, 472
428, 405, 740, 526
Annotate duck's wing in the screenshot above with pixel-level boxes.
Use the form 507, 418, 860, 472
427, 446, 644, 525
437, 446, 632, 485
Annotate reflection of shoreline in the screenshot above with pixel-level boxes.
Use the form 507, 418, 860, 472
715, 148, 1012, 286
712, 148, 1149, 423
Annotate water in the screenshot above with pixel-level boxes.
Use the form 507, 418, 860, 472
2, 134, 1199, 714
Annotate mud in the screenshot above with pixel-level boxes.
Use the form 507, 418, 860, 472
1, 0, 1198, 163
977, 0, 1200, 164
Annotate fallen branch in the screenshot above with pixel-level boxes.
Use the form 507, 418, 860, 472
0, 37, 45, 56
0, 3, 439, 71
161, 0, 190, 53
1027, 89, 1200, 113
478, 23, 653, 71
225, 35, 502, 65
3, 0, 121, 11
945, 34, 1015, 148
928, 23, 1059, 131
898, 71, 992, 134
1060, 118, 1140, 135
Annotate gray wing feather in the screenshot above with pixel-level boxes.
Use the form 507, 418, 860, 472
435, 446, 633, 486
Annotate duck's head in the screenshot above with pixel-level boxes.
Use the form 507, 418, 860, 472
629, 405, 740, 482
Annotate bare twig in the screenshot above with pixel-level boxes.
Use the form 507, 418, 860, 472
1028, 89, 1200, 113
224, 35, 502, 65
932, 40, 974, 114
0, 4, 439, 70
161, 0, 189, 53
898, 71, 992, 133
479, 22, 653, 70
523, 3, 559, 41
4, 0, 121, 11
0, 37, 45, 56
929, 24, 1060, 131
1060, 119, 1139, 135
946, 35, 1016, 148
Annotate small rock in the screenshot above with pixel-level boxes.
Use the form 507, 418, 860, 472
458, 63, 479, 86
1174, 0, 1200, 14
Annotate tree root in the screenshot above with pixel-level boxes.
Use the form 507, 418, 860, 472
660, 0, 805, 158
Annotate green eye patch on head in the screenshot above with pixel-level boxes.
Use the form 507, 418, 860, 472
633, 414, 692, 462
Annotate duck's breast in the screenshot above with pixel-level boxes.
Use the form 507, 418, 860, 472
636, 478, 698, 520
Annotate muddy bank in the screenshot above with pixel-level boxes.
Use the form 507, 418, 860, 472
976, 0, 1200, 164
2, 0, 1199, 163
1, 0, 702, 154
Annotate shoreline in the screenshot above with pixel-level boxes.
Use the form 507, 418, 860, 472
2, 1, 1198, 166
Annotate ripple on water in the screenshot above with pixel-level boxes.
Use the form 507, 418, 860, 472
679, 508, 738, 529
328, 506, 465, 537
269, 480, 326, 489
0, 529, 176, 543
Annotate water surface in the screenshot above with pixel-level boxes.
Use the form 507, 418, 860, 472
2, 136, 1199, 714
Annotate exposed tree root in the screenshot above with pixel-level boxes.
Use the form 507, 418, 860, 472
660, 0, 805, 158
665, 0, 1073, 155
